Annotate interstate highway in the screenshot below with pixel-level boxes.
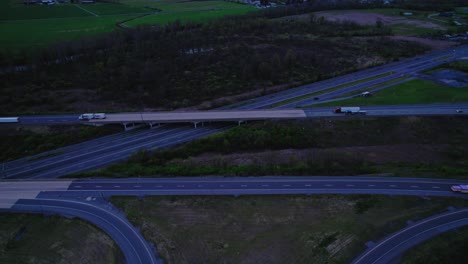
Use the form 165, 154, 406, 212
54, 176, 468, 198
2, 103, 467, 180
2, 45, 467, 180
1, 176, 467, 264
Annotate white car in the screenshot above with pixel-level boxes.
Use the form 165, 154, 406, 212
451, 185, 468, 193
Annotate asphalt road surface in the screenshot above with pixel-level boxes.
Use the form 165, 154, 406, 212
1, 124, 230, 179
1, 176, 468, 264
351, 208, 468, 264
55, 176, 468, 197
0, 176, 468, 264
4, 198, 160, 264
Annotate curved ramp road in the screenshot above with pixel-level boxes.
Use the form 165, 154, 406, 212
351, 208, 468, 264
6, 198, 161, 264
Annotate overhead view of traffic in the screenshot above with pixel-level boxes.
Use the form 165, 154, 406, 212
1, 0, 468, 263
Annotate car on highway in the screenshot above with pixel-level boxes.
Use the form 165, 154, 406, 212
451, 185, 468, 193
456, 109, 463, 113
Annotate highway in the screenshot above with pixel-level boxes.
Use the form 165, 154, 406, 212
2, 102, 467, 180
1, 124, 230, 179
1, 177, 466, 206
1, 176, 468, 264
58, 176, 468, 197
0, 46, 466, 180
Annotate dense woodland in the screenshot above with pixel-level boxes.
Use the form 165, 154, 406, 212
0, 0, 446, 113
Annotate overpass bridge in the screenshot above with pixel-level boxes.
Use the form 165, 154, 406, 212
85, 109, 307, 130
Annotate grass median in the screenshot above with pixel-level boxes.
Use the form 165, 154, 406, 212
312, 79, 468, 107
270, 71, 394, 108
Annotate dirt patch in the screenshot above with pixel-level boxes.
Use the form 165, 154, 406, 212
389, 36, 457, 51
315, 11, 447, 30
169, 144, 450, 167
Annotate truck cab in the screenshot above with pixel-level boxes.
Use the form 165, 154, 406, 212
78, 113, 94, 120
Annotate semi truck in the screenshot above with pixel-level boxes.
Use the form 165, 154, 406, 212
333, 107, 366, 115
451, 185, 468, 193
78, 113, 106, 120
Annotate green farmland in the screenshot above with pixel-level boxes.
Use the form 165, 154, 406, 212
0, 0, 254, 54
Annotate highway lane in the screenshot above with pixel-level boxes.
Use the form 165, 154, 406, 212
2, 125, 230, 179
17, 114, 80, 125
304, 103, 468, 118
3, 125, 192, 177
2, 129, 140, 170
351, 208, 468, 264
5, 198, 160, 264
48, 176, 467, 198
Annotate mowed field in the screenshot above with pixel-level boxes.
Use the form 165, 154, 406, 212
0, 0, 254, 54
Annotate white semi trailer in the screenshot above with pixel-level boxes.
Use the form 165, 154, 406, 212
333, 107, 366, 115
0, 117, 19, 123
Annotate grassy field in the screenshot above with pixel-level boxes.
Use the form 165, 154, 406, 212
0, 0, 90, 20
0, 0, 253, 54
124, 4, 254, 27
111, 195, 468, 264
77, 2, 151, 16
400, 226, 468, 264
0, 15, 137, 53
455, 7, 468, 14
0, 213, 123, 263
313, 79, 468, 107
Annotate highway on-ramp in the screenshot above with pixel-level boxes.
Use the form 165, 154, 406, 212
5, 198, 160, 264
351, 208, 468, 264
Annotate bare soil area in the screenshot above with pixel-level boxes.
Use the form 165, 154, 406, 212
315, 11, 447, 30
169, 144, 450, 167
389, 36, 457, 51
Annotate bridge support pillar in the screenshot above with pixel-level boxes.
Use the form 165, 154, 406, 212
148, 122, 160, 129
238, 120, 244, 126
193, 122, 199, 128
123, 122, 138, 131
